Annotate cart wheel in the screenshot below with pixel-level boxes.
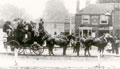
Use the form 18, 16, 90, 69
30, 43, 44, 55
18, 47, 25, 54
7, 40, 20, 52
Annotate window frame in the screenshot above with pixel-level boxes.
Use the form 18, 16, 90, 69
82, 15, 90, 24
100, 15, 108, 24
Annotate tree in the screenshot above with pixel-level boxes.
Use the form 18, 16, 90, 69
0, 4, 32, 21
0, 19, 5, 28
42, 0, 69, 22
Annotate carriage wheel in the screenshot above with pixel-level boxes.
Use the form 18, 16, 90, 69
30, 43, 44, 55
7, 40, 20, 52
18, 47, 25, 54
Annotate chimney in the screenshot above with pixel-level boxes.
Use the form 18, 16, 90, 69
76, 0, 80, 13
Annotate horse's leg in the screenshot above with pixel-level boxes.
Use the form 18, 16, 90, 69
88, 47, 91, 56
75, 46, 77, 53
73, 46, 76, 53
51, 46, 54, 56
84, 47, 87, 56
50, 45, 54, 56
115, 45, 119, 54
112, 45, 115, 54
47, 46, 51, 56
73, 46, 75, 53
63, 46, 67, 56
101, 49, 104, 57
77, 46, 80, 56
49, 49, 51, 56
23, 47, 26, 55
50, 47, 52, 56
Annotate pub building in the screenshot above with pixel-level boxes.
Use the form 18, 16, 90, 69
75, 2, 120, 37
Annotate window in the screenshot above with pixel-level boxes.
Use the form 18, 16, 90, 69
100, 15, 108, 24
82, 15, 90, 24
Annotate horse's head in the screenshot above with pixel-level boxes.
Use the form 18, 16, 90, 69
98, 34, 108, 43
67, 34, 76, 41
103, 33, 115, 43
104, 33, 113, 38
79, 37, 86, 43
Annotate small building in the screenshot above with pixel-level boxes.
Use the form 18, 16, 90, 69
44, 22, 75, 37
75, 3, 120, 37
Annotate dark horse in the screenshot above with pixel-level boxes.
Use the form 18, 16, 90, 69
80, 34, 111, 56
46, 34, 74, 56
71, 37, 81, 56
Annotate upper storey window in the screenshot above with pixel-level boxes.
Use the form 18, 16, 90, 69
82, 15, 90, 24
100, 15, 108, 24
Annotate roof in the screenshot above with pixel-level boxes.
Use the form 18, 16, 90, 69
78, 3, 116, 15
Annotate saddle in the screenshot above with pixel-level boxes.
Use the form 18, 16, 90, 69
55, 38, 67, 45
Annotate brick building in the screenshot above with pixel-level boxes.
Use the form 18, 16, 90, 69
75, 3, 120, 37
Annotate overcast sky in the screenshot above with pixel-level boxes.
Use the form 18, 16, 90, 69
0, 0, 96, 19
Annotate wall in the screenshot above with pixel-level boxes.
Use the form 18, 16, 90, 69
75, 14, 82, 36
112, 9, 120, 34
44, 22, 75, 37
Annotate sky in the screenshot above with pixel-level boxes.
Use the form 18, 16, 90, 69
0, 0, 96, 19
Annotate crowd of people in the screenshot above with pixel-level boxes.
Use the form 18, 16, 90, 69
3, 18, 46, 44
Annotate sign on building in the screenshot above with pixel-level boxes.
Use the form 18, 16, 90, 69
91, 16, 99, 25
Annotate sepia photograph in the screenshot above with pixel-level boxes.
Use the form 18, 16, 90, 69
0, 0, 120, 69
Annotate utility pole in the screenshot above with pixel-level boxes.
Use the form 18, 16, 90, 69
76, 0, 80, 13
69, 16, 72, 35
113, 0, 116, 35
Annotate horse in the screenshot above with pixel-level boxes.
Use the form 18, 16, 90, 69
80, 34, 110, 56
45, 34, 74, 56
105, 34, 120, 54
46, 35, 55, 56
71, 37, 82, 56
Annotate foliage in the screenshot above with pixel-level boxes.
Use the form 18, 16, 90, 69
0, 19, 5, 28
0, 4, 32, 21
42, 0, 69, 22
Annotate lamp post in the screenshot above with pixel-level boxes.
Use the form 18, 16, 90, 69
69, 16, 72, 35
65, 16, 72, 35
113, 0, 116, 35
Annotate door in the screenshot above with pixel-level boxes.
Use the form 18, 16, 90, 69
83, 30, 88, 37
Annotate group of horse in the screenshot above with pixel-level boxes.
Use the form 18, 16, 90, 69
71, 33, 120, 56
3, 20, 120, 56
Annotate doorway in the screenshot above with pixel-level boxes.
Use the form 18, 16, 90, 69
83, 30, 88, 37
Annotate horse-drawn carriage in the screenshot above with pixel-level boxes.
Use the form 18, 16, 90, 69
3, 20, 75, 56
3, 21, 45, 55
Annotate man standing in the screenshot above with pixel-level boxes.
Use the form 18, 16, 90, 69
38, 18, 44, 31
114, 36, 120, 54
3, 21, 13, 36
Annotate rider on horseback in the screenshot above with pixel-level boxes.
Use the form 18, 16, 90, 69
16, 20, 26, 43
